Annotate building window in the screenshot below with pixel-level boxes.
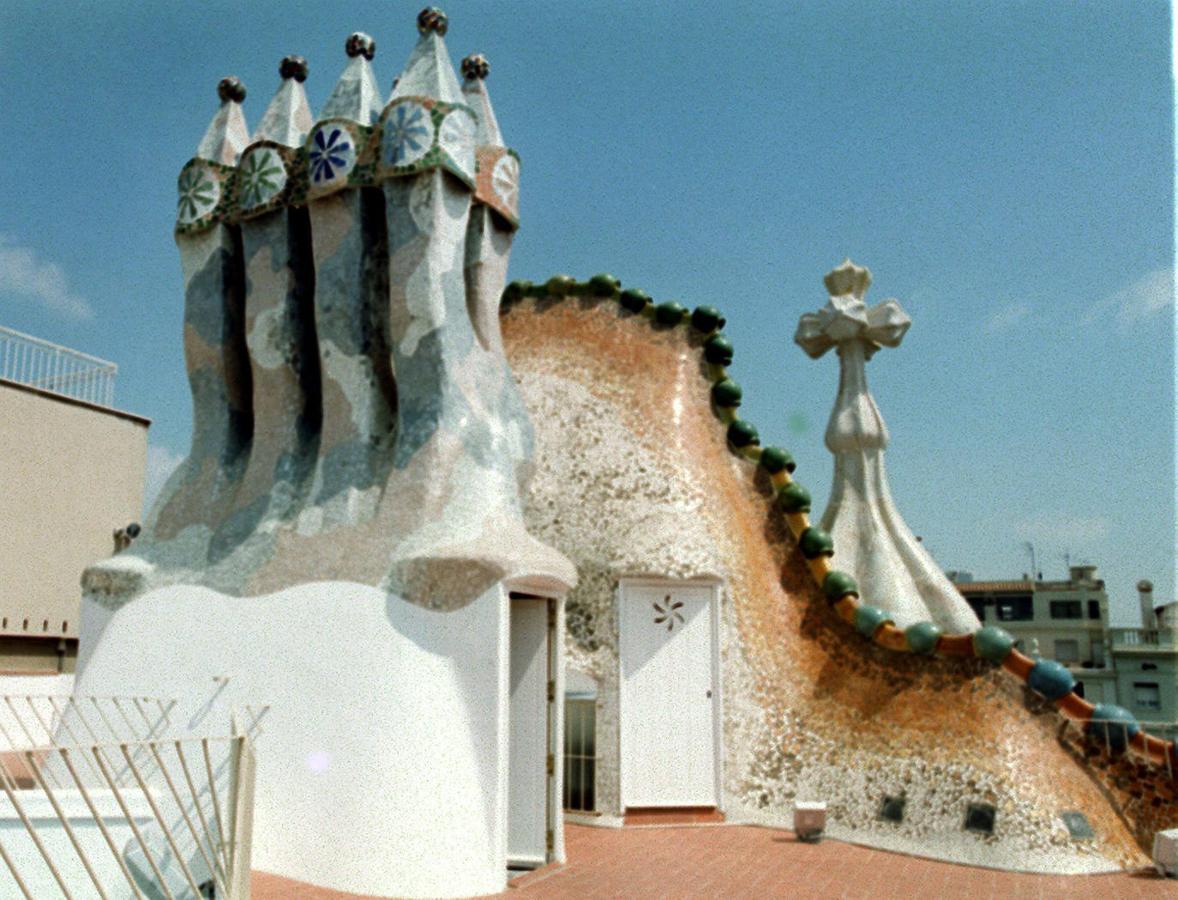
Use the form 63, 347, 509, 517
996, 596, 1033, 621
1087, 600, 1101, 620
1133, 682, 1161, 711
563, 698, 596, 812
1050, 601, 1083, 620
1090, 639, 1105, 668
1054, 639, 1079, 664
966, 598, 987, 621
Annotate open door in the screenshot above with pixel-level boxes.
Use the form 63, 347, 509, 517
508, 594, 554, 868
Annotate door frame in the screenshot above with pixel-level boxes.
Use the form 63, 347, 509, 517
616, 576, 723, 811
507, 590, 560, 868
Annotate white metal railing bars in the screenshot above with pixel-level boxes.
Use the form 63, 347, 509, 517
0, 734, 255, 899
1064, 716, 1176, 780
0, 695, 175, 753
0, 325, 117, 407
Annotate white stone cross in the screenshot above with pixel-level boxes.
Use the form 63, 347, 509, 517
794, 259, 979, 632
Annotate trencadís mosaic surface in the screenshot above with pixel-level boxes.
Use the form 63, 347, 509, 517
502, 275, 1178, 872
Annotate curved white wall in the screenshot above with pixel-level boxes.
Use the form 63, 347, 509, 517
73, 580, 512, 898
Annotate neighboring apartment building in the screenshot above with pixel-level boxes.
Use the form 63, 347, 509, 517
952, 567, 1178, 740
1109, 581, 1178, 741
0, 326, 148, 675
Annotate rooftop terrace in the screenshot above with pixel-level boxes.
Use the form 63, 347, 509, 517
252, 823, 1178, 899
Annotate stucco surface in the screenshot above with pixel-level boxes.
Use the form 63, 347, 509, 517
0, 381, 147, 640
502, 294, 1168, 873
71, 580, 514, 898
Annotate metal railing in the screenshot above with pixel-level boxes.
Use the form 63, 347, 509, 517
0, 734, 254, 899
0, 326, 117, 407
1066, 715, 1176, 780
1109, 628, 1178, 651
0, 694, 257, 898
0, 696, 175, 755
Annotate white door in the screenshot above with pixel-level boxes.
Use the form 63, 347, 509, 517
620, 582, 717, 807
508, 597, 550, 866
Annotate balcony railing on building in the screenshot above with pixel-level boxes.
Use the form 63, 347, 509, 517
1110, 628, 1178, 652
0, 326, 117, 408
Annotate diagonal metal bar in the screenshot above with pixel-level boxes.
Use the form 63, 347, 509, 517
0, 752, 74, 899
175, 740, 228, 889
55, 747, 146, 900
148, 742, 226, 900
25, 750, 110, 900
4, 697, 43, 751
0, 830, 37, 900
87, 698, 122, 742
90, 745, 177, 900
202, 739, 228, 878
23, 696, 57, 746
121, 743, 205, 898
43, 697, 106, 787
110, 698, 145, 742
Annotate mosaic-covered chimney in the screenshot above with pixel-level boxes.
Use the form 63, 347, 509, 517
95, 9, 574, 605
795, 259, 979, 632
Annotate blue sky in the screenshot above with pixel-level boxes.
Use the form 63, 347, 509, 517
1, 1, 1173, 623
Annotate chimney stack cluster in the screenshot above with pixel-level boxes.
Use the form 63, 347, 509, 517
118, 8, 573, 605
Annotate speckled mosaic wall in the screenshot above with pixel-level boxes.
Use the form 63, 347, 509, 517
502, 293, 1178, 874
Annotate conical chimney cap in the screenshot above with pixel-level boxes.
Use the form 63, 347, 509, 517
254, 57, 313, 147
461, 53, 503, 148
194, 77, 250, 165
321, 33, 383, 125
390, 8, 464, 105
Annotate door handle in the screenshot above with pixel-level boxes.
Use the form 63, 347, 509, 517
706, 690, 712, 699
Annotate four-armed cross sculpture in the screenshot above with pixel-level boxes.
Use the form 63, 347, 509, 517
795, 258, 979, 632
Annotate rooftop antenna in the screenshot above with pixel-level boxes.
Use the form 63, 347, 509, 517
1023, 541, 1037, 582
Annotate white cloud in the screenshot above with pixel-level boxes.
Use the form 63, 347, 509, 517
984, 303, 1031, 333
142, 444, 185, 518
1014, 514, 1110, 545
0, 233, 94, 320
1083, 268, 1174, 326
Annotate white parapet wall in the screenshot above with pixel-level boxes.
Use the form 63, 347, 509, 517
73, 580, 514, 899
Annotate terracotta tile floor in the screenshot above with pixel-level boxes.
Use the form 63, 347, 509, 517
252, 823, 1176, 899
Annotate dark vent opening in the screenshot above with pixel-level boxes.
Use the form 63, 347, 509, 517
964, 803, 996, 835
879, 795, 905, 823
1059, 811, 1094, 840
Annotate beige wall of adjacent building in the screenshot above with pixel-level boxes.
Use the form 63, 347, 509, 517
0, 379, 148, 663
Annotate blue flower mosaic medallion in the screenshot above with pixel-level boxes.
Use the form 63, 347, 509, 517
383, 102, 432, 167
308, 125, 356, 188
238, 147, 287, 210
437, 110, 475, 180
491, 154, 519, 214
177, 163, 220, 226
